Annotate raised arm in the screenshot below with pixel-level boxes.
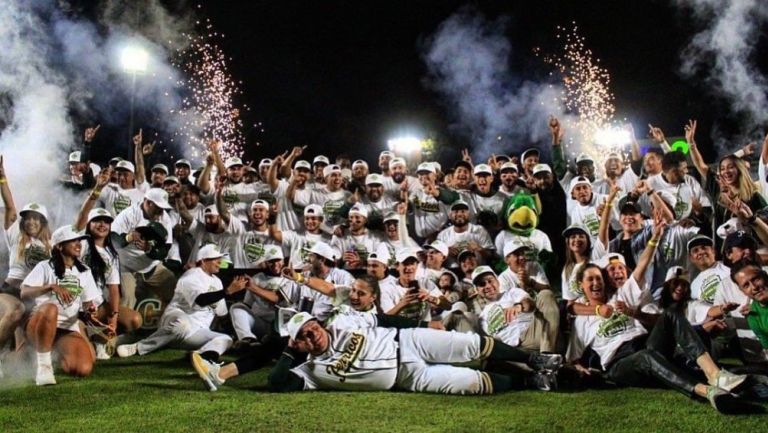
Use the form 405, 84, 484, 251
627, 123, 641, 163
75, 168, 111, 231
648, 124, 671, 153
133, 129, 147, 185
685, 119, 709, 179
549, 116, 568, 178
197, 143, 218, 194
598, 181, 620, 247
267, 152, 284, 192
281, 146, 305, 179
0, 156, 17, 230
631, 212, 665, 287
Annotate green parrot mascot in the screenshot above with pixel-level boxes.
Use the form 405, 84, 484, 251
497, 192, 556, 280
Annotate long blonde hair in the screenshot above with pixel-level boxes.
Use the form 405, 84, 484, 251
719, 155, 758, 202
17, 215, 52, 260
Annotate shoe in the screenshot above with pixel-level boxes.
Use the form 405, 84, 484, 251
709, 370, 747, 393
191, 352, 224, 392
35, 363, 56, 386
116, 343, 138, 358
707, 386, 740, 413
530, 370, 558, 392
233, 337, 261, 351
528, 352, 563, 371
95, 343, 111, 360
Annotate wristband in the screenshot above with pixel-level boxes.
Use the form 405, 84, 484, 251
748, 214, 758, 225
595, 304, 602, 317
0, 178, 6, 184
648, 240, 658, 247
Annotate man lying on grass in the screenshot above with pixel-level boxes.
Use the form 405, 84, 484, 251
192, 276, 563, 394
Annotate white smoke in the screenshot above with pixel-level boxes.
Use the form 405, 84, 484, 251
422, 7, 567, 160
675, 0, 768, 146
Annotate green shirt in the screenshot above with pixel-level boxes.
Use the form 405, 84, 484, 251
747, 300, 768, 349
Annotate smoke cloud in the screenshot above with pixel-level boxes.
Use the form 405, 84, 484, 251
675, 0, 768, 147
422, 7, 567, 160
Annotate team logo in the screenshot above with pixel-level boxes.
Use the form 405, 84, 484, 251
136, 298, 164, 330
222, 190, 239, 207
485, 304, 508, 335
24, 244, 49, 269
113, 194, 132, 215
597, 312, 632, 338
244, 241, 265, 263
699, 274, 721, 304
56, 274, 82, 304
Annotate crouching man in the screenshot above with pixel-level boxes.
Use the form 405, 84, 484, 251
116, 245, 247, 362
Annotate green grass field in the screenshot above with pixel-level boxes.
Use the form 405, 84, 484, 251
1, 350, 767, 433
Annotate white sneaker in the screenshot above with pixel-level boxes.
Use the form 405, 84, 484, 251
116, 343, 138, 358
35, 363, 56, 386
95, 343, 111, 360
709, 369, 747, 393
191, 352, 224, 391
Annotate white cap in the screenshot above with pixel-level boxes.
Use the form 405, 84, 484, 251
568, 176, 592, 194
598, 252, 627, 268
500, 161, 518, 172
432, 161, 442, 173
450, 301, 469, 313
196, 244, 225, 262
390, 157, 407, 168
416, 162, 435, 174
287, 312, 317, 340
109, 157, 124, 165
51, 225, 87, 246
68, 151, 82, 163
503, 239, 531, 257
294, 160, 311, 170
115, 160, 135, 173
20, 202, 49, 221
352, 160, 368, 169
263, 245, 284, 262
306, 241, 336, 261
175, 159, 192, 168
250, 199, 270, 209
473, 164, 493, 175
87, 208, 113, 224
313, 155, 330, 165
349, 204, 368, 219
606, 152, 622, 161
144, 188, 172, 210
395, 248, 420, 263
323, 164, 342, 178
163, 176, 180, 185
379, 150, 395, 158
665, 266, 689, 282
304, 204, 324, 217
471, 265, 496, 284
367, 244, 391, 265
203, 205, 219, 216
151, 163, 169, 174
576, 153, 594, 164
426, 240, 449, 257
259, 158, 273, 167
383, 212, 400, 223
450, 200, 470, 211
225, 156, 244, 168
365, 173, 384, 185
532, 164, 552, 176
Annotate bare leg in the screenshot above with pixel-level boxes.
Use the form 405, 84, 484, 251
55, 331, 95, 377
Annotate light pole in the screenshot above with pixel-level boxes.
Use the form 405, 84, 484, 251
120, 46, 148, 149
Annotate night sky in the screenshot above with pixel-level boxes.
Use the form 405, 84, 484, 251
166, 1, 766, 163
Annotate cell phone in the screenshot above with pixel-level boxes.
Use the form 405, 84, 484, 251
408, 280, 420, 295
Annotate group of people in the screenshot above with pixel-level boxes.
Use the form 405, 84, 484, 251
0, 117, 767, 414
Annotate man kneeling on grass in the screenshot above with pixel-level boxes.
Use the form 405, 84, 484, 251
192, 310, 564, 394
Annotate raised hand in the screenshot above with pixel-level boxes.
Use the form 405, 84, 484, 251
461, 148, 472, 164
648, 124, 665, 144
290, 145, 307, 158
96, 167, 111, 188
742, 142, 756, 157
84, 124, 101, 143
132, 129, 143, 147
684, 119, 697, 145
0, 155, 6, 178
549, 115, 564, 143
142, 141, 156, 156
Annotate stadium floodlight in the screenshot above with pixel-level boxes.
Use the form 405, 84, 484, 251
387, 136, 423, 154
120, 45, 149, 74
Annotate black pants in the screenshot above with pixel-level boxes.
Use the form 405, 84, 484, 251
605, 309, 708, 397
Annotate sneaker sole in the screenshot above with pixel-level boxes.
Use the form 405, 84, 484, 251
191, 353, 217, 392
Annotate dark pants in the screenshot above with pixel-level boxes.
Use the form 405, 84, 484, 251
605, 309, 708, 397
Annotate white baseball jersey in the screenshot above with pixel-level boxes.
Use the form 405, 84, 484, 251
164, 267, 227, 330
281, 230, 331, 270
330, 230, 386, 271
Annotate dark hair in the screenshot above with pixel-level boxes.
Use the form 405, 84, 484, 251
659, 278, 691, 312
661, 151, 686, 172
51, 244, 88, 280
183, 184, 201, 195
355, 274, 382, 313
84, 218, 118, 288
576, 262, 603, 283
729, 258, 764, 284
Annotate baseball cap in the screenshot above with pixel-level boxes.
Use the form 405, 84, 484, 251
416, 162, 436, 174
655, 190, 677, 212
352, 160, 368, 169
322, 164, 341, 178
349, 204, 369, 219
115, 161, 135, 173
687, 235, 713, 251
503, 239, 531, 257
576, 153, 594, 164
19, 202, 49, 221
151, 163, 169, 174
457, 249, 475, 262
598, 252, 627, 268
568, 176, 592, 194
196, 244, 226, 262
68, 151, 83, 163
304, 204, 324, 217
379, 151, 395, 159
174, 159, 192, 168
262, 245, 284, 262
432, 161, 442, 173
287, 312, 318, 340
605, 152, 622, 161
87, 208, 113, 224
724, 230, 758, 253
313, 155, 330, 166
619, 196, 643, 215
450, 200, 470, 211
395, 248, 420, 263
251, 199, 270, 210
367, 245, 391, 266
383, 212, 399, 223
163, 176, 180, 185
225, 156, 244, 168
135, 221, 168, 243
144, 188, 172, 210
293, 160, 311, 171
521, 148, 540, 161
665, 266, 690, 282
473, 164, 493, 176
109, 157, 124, 165
562, 224, 589, 238
532, 164, 552, 176
305, 241, 336, 261
453, 160, 472, 171
365, 173, 384, 185
500, 161, 518, 172
203, 205, 219, 216
259, 158, 273, 167
51, 225, 88, 246
471, 265, 496, 284
390, 157, 407, 168
425, 240, 449, 257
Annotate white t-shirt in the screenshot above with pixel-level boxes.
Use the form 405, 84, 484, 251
164, 267, 227, 330
272, 179, 304, 231
245, 273, 301, 320
436, 224, 494, 255
300, 267, 356, 322
227, 218, 280, 268
22, 260, 100, 331
281, 230, 331, 270
470, 191, 506, 217
4, 220, 49, 280
202, 181, 270, 223
479, 288, 534, 347
409, 189, 450, 238
691, 262, 739, 305
498, 262, 549, 293
299, 187, 350, 228
383, 175, 421, 201
494, 229, 553, 259
330, 230, 386, 271
80, 241, 120, 305
379, 278, 441, 322
646, 174, 694, 220
185, 220, 240, 267
567, 192, 607, 239
99, 183, 149, 217
111, 203, 175, 274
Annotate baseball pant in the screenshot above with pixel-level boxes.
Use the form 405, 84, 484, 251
519, 289, 559, 352
395, 328, 493, 395
120, 264, 178, 309
230, 303, 272, 341
136, 310, 232, 356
